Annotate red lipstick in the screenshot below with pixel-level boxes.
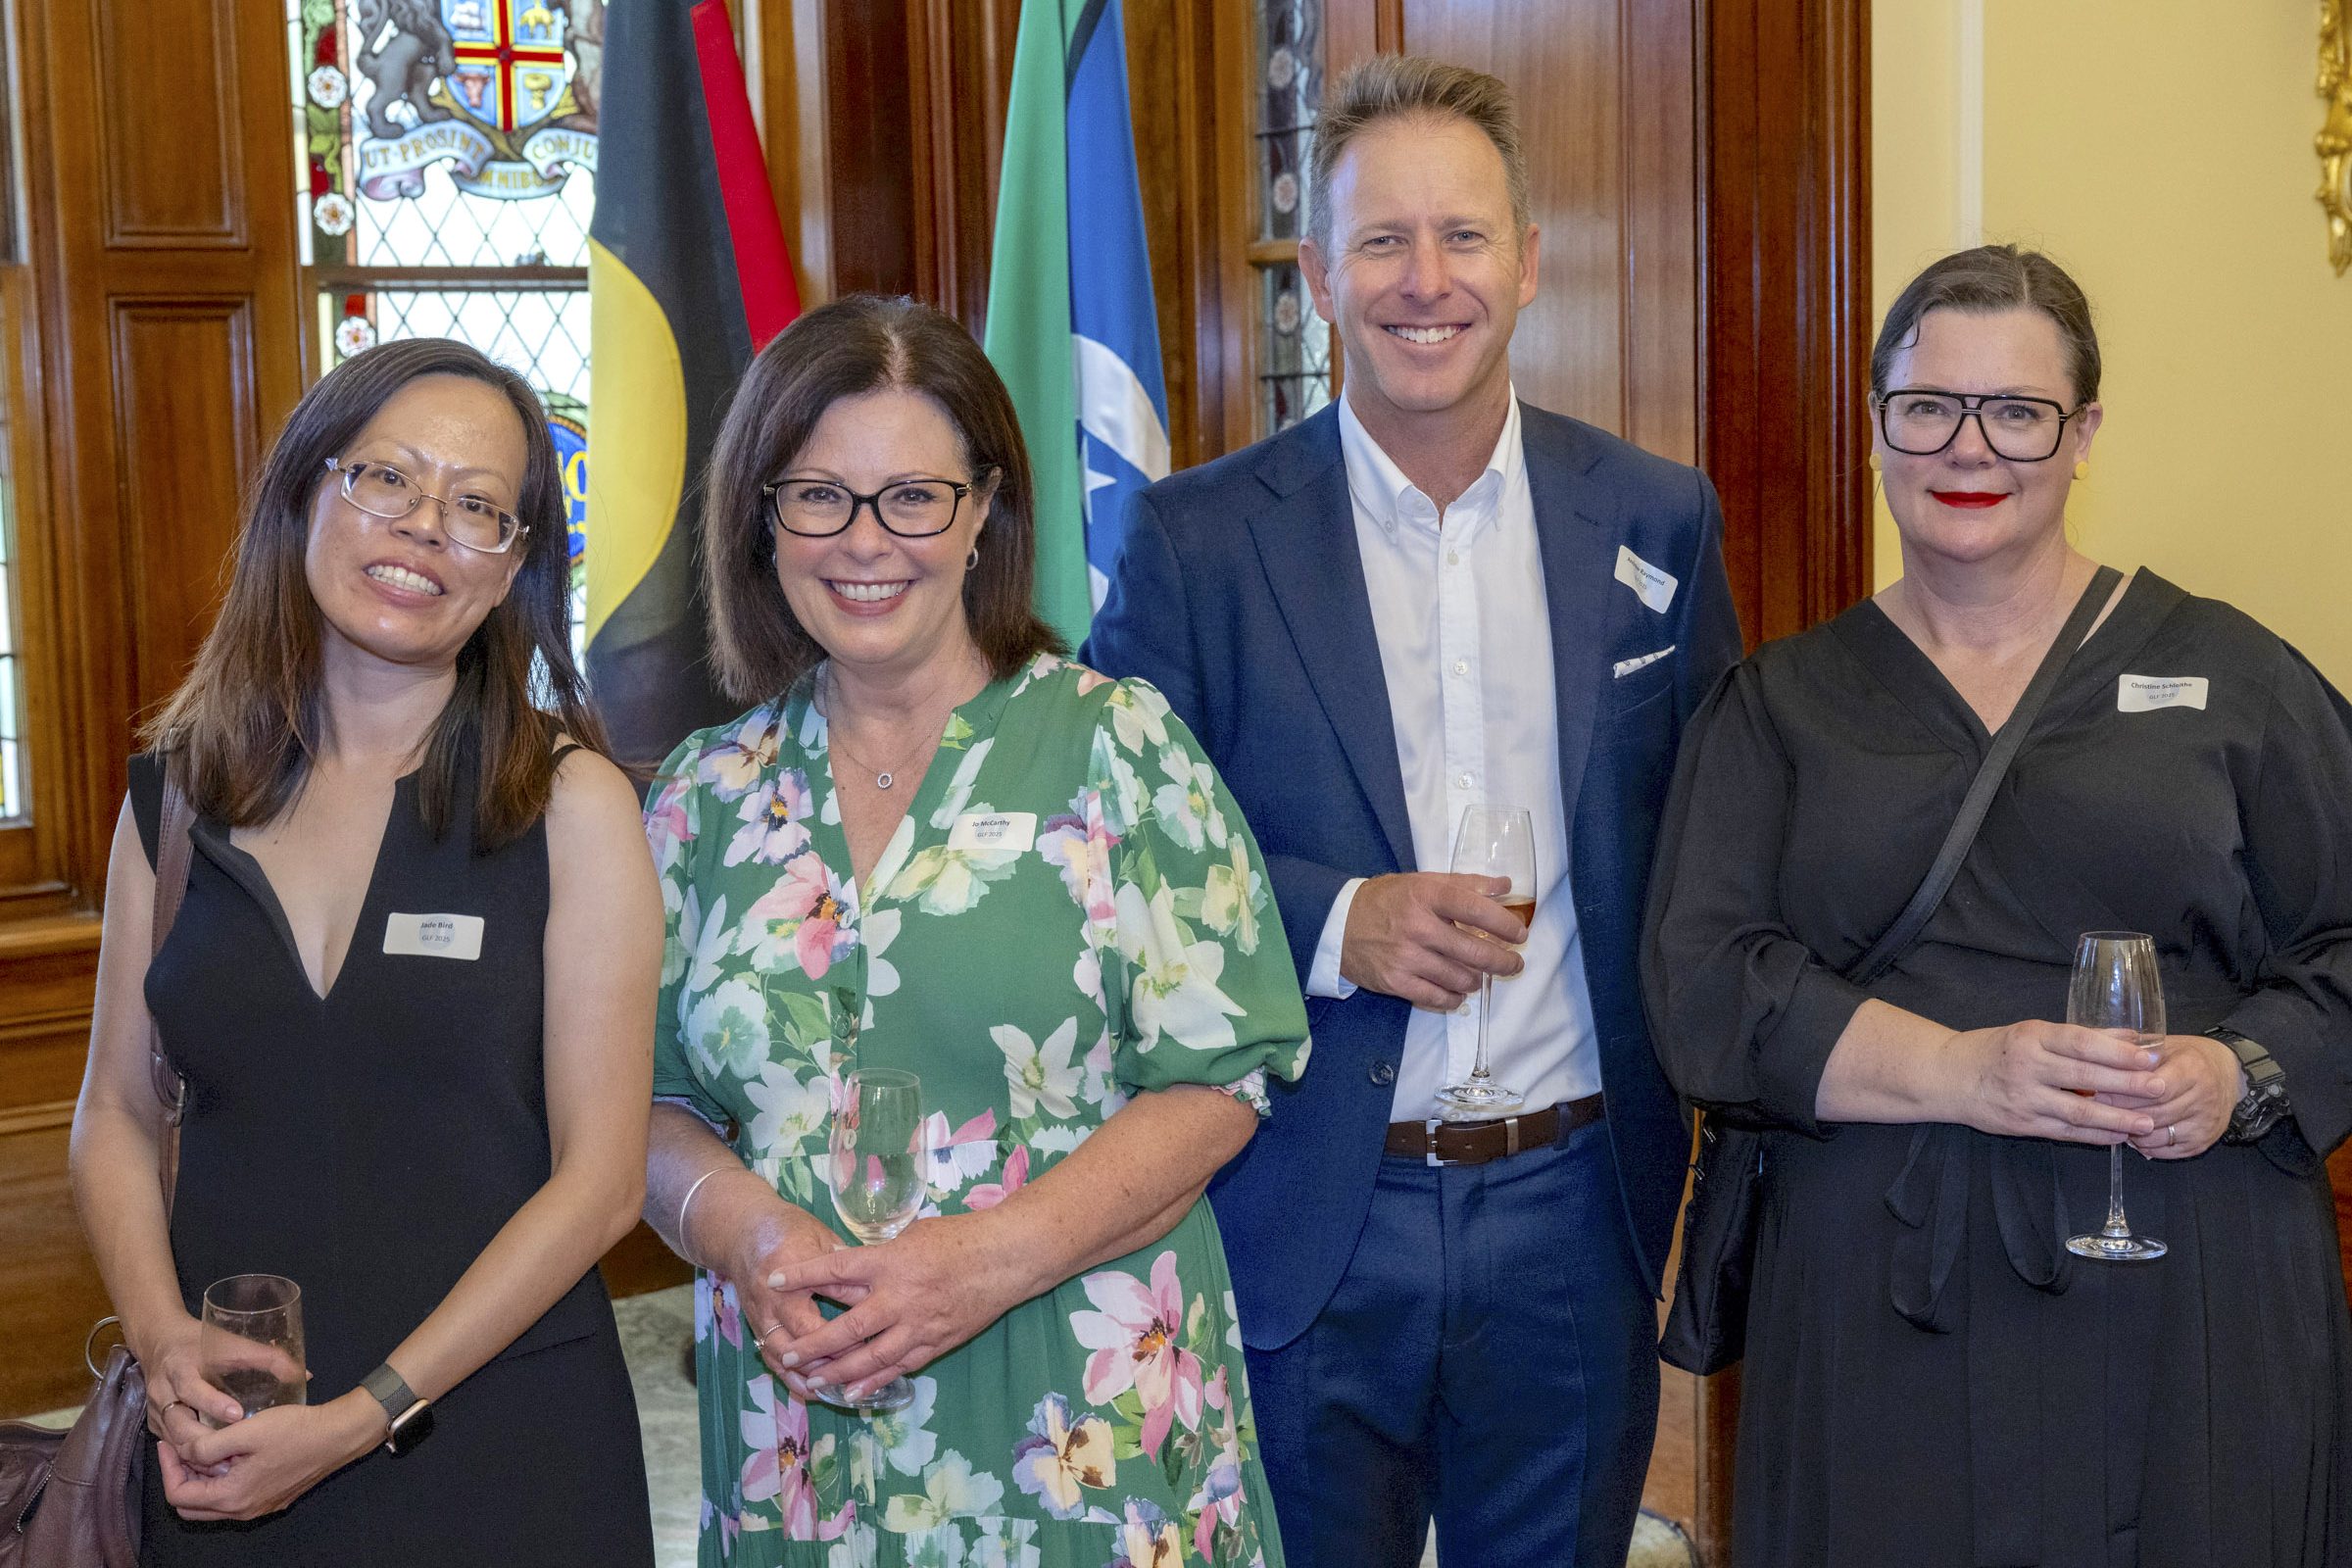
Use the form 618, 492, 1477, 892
1929, 491, 2007, 509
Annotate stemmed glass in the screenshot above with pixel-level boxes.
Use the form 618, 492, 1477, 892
2064, 931, 2169, 1262
807, 1068, 931, 1411
1437, 805, 1536, 1120
199, 1273, 307, 1424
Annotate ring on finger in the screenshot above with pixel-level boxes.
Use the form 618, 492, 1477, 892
2167, 1123, 2177, 1147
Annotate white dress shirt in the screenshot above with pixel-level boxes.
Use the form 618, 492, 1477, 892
1306, 392, 1602, 1121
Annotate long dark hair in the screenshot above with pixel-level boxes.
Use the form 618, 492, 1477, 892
142, 338, 606, 850
701, 294, 1066, 704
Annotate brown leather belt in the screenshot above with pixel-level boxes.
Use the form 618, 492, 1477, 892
1382, 1093, 1605, 1167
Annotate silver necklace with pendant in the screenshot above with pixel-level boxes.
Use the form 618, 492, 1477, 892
823, 675, 939, 792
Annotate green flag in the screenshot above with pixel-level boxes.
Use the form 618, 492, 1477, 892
984, 0, 1091, 649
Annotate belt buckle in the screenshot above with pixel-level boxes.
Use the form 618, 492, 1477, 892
1422, 1118, 1459, 1169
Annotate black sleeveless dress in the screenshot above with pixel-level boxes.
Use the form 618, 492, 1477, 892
129, 753, 655, 1566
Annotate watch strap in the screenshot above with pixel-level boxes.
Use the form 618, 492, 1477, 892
2206, 1026, 2290, 1142
359, 1362, 417, 1424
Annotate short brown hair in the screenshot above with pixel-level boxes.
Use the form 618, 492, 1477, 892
1872, 244, 2102, 406
1306, 55, 1531, 253
143, 338, 605, 850
701, 295, 1064, 705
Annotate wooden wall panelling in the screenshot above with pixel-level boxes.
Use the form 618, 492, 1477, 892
0, 0, 304, 1416
820, 0, 921, 298
1700, 0, 1872, 652
1124, 0, 1224, 474
110, 301, 257, 721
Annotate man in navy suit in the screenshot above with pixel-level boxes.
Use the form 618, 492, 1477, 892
1085, 54, 1742, 1568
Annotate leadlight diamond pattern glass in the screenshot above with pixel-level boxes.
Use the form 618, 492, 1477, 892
1254, 0, 1330, 436
289, 0, 599, 648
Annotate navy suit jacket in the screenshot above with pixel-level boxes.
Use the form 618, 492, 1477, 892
1084, 401, 1742, 1352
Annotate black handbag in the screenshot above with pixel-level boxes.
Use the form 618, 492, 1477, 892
2, 778, 195, 1563
1658, 566, 2122, 1376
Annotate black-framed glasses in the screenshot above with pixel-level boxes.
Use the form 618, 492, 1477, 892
323, 457, 528, 554
761, 474, 982, 539
1875, 388, 2085, 463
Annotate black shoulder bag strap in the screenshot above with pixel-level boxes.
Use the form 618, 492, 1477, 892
1846, 563, 2122, 987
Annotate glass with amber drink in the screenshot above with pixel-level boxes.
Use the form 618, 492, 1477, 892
1438, 805, 1536, 1120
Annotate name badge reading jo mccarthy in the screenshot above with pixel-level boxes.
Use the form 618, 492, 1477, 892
947, 811, 1038, 856
1614, 545, 1678, 614
2117, 674, 2210, 713
382, 912, 486, 961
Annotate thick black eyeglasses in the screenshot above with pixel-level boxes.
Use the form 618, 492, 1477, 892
1875, 388, 2085, 463
761, 475, 982, 539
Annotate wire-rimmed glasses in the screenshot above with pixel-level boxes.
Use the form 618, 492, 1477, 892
322, 457, 527, 554
1874, 388, 2086, 462
762, 474, 985, 539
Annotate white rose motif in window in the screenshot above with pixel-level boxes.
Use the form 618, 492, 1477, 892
1268, 46, 1297, 91
308, 65, 349, 109
1273, 290, 1301, 337
334, 315, 378, 359
1272, 172, 1298, 216
313, 193, 356, 237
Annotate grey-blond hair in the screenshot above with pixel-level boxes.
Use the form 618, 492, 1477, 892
1305, 55, 1531, 253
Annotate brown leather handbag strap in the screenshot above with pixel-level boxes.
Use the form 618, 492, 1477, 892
147, 778, 196, 1221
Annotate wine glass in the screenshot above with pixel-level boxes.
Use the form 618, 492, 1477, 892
199, 1274, 307, 1424
808, 1068, 931, 1411
1437, 805, 1536, 1121
2063, 932, 2169, 1262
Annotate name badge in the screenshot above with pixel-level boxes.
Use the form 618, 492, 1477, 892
1614, 545, 1678, 614
2117, 674, 2209, 713
382, 912, 486, 960
948, 811, 1037, 855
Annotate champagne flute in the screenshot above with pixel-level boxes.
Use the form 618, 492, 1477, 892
1437, 805, 1536, 1120
808, 1068, 931, 1411
199, 1274, 307, 1424
2063, 932, 2169, 1262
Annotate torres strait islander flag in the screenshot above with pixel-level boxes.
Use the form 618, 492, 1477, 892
586, 0, 799, 767
985, 0, 1170, 648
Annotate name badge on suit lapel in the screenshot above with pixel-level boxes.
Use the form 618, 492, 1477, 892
1614, 545, 1678, 613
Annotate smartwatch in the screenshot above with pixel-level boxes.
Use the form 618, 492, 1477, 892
360, 1363, 435, 1456
2205, 1025, 2290, 1145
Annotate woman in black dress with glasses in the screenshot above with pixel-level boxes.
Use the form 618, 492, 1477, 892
1645, 247, 2352, 1567
70, 340, 660, 1564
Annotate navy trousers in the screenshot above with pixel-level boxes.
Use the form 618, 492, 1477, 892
1244, 1116, 1659, 1568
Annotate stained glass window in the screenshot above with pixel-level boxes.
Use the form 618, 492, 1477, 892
1253, 0, 1330, 436
289, 0, 600, 653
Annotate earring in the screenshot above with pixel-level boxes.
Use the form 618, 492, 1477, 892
966, 546, 980, 570
2073, 461, 2090, 481
1866, 452, 1881, 472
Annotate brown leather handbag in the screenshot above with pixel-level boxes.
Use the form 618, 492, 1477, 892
1, 779, 195, 1565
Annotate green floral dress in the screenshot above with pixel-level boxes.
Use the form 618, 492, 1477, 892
648, 655, 1312, 1568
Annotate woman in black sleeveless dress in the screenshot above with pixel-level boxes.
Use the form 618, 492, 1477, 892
68, 340, 660, 1564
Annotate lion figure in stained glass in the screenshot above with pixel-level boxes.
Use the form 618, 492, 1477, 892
355, 0, 456, 141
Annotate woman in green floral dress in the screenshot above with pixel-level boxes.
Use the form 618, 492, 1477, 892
641, 296, 1311, 1568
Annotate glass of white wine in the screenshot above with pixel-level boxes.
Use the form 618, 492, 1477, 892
808, 1068, 930, 1412
199, 1273, 306, 1424
2063, 931, 2169, 1262
1438, 805, 1537, 1120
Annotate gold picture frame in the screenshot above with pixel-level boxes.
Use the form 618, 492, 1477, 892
2323, 0, 2352, 273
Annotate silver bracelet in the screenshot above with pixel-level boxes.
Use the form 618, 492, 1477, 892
675, 1167, 725, 1259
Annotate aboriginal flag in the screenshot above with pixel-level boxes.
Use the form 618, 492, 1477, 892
586, 0, 798, 768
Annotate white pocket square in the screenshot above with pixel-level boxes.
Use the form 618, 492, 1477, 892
1612, 646, 1676, 678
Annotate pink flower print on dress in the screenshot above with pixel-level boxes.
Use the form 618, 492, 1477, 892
644, 771, 694, 862
739, 1376, 852, 1541
964, 1144, 1030, 1210
744, 851, 858, 978
1070, 1251, 1205, 1459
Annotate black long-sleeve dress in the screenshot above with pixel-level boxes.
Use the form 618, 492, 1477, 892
128, 753, 654, 1566
1643, 570, 2352, 1568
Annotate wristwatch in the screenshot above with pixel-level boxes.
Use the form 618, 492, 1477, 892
360, 1363, 434, 1456
2205, 1025, 2290, 1144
